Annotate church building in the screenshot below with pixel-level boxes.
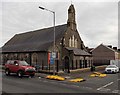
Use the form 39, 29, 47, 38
2, 4, 92, 73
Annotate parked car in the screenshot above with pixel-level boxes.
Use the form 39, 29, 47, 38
105, 65, 119, 73
110, 60, 120, 70
4, 60, 36, 77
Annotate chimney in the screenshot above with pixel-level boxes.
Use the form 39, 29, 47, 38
113, 47, 117, 50
118, 49, 120, 52
107, 45, 112, 48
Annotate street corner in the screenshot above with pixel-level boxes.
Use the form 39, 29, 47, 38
89, 72, 107, 78
68, 78, 86, 83
46, 75, 66, 81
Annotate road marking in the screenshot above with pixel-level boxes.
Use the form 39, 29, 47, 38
98, 88, 111, 92
97, 82, 114, 90
102, 82, 114, 88
112, 90, 119, 93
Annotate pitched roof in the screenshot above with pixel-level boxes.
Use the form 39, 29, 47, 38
91, 44, 117, 52
2, 24, 67, 52
66, 47, 91, 56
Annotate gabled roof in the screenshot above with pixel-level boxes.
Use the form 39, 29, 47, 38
2, 24, 67, 52
66, 47, 91, 56
91, 44, 117, 52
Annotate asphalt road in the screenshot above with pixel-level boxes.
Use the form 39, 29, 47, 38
1, 71, 120, 94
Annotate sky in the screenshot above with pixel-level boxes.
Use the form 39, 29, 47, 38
0, 0, 119, 49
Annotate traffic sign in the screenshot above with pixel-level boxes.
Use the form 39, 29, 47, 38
50, 57, 54, 64
52, 52, 56, 59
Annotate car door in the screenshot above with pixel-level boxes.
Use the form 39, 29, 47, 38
9, 61, 15, 72
12, 61, 19, 73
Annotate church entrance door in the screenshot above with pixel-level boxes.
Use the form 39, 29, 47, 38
64, 56, 70, 73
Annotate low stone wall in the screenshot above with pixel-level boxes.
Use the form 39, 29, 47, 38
58, 65, 107, 75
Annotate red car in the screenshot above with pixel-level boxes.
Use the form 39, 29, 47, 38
4, 60, 36, 78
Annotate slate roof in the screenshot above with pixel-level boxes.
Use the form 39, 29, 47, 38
2, 24, 67, 52
66, 47, 91, 56
91, 44, 117, 52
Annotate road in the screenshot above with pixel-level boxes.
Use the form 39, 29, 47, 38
1, 71, 120, 94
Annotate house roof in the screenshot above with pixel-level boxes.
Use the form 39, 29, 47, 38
66, 47, 91, 56
91, 44, 117, 52
2, 24, 67, 52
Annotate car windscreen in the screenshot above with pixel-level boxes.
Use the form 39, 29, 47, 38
107, 65, 116, 68
19, 61, 29, 66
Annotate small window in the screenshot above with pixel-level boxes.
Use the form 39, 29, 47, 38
32, 53, 38, 65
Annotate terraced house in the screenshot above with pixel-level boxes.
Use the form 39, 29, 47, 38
2, 4, 92, 73
91, 44, 119, 66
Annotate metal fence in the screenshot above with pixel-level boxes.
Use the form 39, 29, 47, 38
34, 59, 92, 73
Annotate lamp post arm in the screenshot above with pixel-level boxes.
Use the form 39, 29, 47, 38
39, 6, 54, 13
45, 8, 54, 13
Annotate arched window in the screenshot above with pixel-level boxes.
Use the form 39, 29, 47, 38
19, 54, 24, 60
14, 54, 18, 60
63, 38, 65, 46
69, 37, 71, 47
10, 54, 14, 60
72, 35, 74, 47
75, 39, 77, 48
32, 53, 38, 66
24, 54, 29, 62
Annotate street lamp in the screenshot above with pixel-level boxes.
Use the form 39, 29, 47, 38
39, 6, 56, 75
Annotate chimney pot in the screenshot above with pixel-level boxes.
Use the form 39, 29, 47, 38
107, 45, 112, 48
113, 47, 117, 50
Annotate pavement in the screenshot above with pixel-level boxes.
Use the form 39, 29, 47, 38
35, 65, 107, 79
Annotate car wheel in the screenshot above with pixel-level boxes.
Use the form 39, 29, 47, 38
112, 71, 116, 74
17, 71, 23, 78
30, 74, 35, 78
5, 69, 10, 76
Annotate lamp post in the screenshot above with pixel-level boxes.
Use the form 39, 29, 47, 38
39, 6, 56, 75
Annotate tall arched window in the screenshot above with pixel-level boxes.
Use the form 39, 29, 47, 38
32, 53, 38, 66
69, 37, 71, 47
63, 38, 65, 46
72, 35, 74, 47
75, 39, 77, 48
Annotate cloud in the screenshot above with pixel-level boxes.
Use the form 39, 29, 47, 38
75, 2, 118, 47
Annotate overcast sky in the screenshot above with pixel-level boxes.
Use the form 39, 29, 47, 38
0, 0, 119, 48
